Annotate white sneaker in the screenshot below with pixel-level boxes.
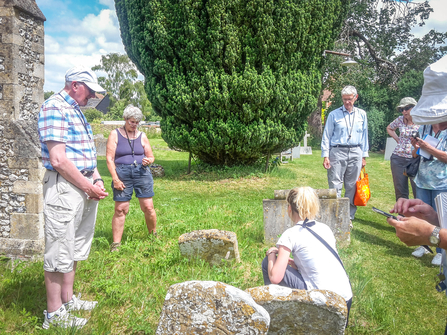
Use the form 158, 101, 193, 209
412, 246, 430, 258
65, 293, 98, 312
432, 253, 442, 266
42, 305, 87, 329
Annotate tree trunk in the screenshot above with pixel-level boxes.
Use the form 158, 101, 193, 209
307, 92, 324, 140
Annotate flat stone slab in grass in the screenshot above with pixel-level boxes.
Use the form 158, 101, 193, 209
178, 229, 240, 265
156, 281, 270, 335
246, 285, 347, 335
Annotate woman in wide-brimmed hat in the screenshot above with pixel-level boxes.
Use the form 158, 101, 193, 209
387, 97, 419, 201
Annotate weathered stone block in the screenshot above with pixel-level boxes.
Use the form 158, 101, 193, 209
27, 167, 44, 182
25, 193, 42, 213
93, 134, 106, 156
246, 285, 347, 335
0, 7, 14, 17
0, 237, 44, 257
178, 229, 241, 265
8, 156, 41, 169
13, 180, 41, 194
263, 189, 350, 247
10, 213, 43, 239
156, 281, 270, 335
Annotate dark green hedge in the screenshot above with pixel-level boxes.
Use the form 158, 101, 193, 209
116, 0, 348, 165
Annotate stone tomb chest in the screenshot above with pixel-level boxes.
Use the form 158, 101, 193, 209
263, 189, 350, 247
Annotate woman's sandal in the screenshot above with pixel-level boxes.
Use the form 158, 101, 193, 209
110, 242, 121, 252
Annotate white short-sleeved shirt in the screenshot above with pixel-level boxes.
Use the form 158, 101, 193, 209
277, 220, 352, 301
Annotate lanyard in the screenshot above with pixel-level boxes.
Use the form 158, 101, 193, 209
343, 109, 355, 143
123, 127, 135, 157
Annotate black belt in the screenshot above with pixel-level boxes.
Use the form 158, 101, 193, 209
46, 169, 95, 178
80, 170, 95, 178
331, 144, 360, 148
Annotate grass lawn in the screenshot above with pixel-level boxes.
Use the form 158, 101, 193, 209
1, 139, 446, 334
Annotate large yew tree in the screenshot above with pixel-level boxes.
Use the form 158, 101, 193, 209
115, 0, 348, 165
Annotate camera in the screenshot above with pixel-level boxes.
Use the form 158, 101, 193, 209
411, 131, 420, 139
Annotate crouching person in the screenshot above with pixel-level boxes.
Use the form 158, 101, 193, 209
261, 187, 352, 320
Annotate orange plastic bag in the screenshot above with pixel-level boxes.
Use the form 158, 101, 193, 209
354, 167, 370, 206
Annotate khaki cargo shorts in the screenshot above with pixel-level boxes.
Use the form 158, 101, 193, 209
43, 170, 99, 273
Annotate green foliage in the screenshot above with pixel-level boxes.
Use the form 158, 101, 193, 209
316, 1, 447, 151
92, 53, 138, 99
115, 0, 349, 165
44, 91, 54, 100
84, 108, 104, 123
93, 53, 155, 121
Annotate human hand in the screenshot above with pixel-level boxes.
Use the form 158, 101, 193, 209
142, 156, 154, 166
266, 247, 278, 257
323, 157, 331, 169
410, 137, 420, 149
389, 198, 438, 224
387, 216, 435, 246
113, 178, 126, 191
87, 183, 108, 201
414, 137, 432, 151
362, 158, 366, 168
95, 180, 106, 192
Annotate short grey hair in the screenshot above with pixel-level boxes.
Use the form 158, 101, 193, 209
123, 104, 145, 122
341, 85, 357, 96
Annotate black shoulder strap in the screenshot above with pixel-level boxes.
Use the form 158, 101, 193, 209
302, 219, 350, 278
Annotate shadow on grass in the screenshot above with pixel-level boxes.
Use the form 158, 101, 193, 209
352, 228, 420, 258
355, 218, 396, 234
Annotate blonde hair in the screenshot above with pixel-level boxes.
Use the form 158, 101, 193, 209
286, 187, 320, 220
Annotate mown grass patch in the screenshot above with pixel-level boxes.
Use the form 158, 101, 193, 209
1, 145, 446, 334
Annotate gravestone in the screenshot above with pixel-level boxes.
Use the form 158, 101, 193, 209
263, 189, 350, 247
0, 0, 46, 260
291, 144, 300, 159
246, 285, 347, 335
93, 134, 107, 156
178, 229, 240, 265
156, 281, 270, 335
299, 131, 312, 155
384, 137, 397, 161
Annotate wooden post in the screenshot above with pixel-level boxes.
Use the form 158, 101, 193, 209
265, 152, 270, 172
188, 152, 192, 174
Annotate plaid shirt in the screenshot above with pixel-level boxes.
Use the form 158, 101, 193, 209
38, 90, 97, 171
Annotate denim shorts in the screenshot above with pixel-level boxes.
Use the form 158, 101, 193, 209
112, 164, 154, 201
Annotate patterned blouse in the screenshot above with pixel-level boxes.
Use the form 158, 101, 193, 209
388, 116, 420, 159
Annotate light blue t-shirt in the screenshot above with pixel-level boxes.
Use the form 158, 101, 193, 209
414, 125, 447, 191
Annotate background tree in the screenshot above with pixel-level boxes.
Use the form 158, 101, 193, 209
115, 0, 349, 165
93, 53, 156, 121
84, 108, 104, 123
44, 91, 54, 100
308, 0, 447, 150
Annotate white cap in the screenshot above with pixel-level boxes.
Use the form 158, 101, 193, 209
411, 55, 447, 125
65, 66, 106, 93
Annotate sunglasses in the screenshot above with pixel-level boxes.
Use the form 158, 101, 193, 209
400, 106, 414, 112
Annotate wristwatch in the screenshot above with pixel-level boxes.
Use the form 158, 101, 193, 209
429, 226, 441, 247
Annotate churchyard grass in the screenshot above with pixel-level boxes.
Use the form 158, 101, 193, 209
1, 141, 446, 334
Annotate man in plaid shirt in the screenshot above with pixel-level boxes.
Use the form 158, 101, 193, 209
38, 66, 108, 329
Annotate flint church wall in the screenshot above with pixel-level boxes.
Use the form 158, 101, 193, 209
0, 0, 45, 259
